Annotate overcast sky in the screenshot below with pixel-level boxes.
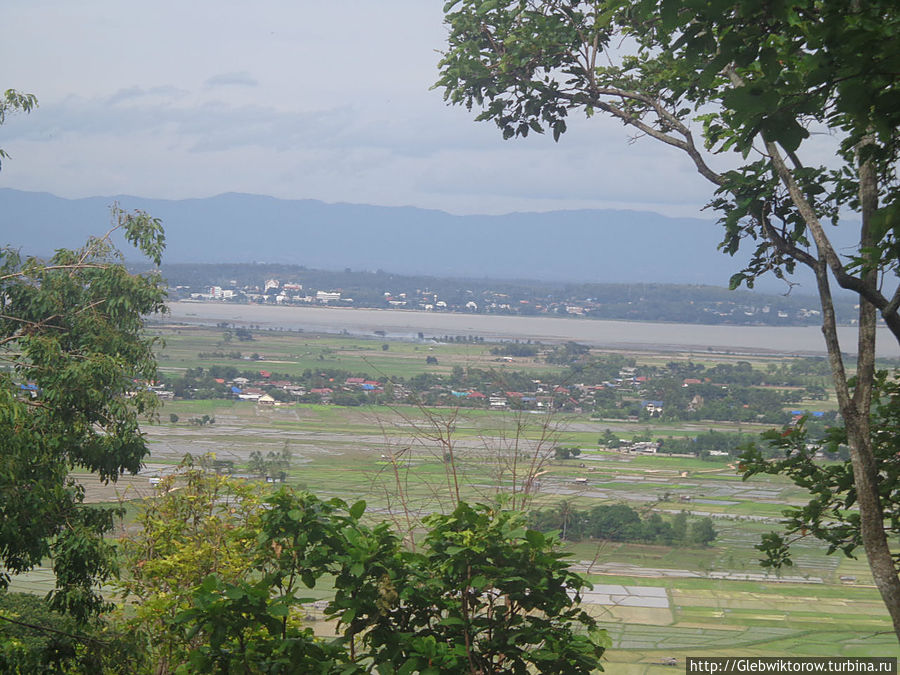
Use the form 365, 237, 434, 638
1, 1, 726, 217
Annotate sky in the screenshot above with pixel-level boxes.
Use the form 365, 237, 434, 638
0, 1, 723, 218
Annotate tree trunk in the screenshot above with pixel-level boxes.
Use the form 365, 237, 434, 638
771, 130, 900, 640
844, 413, 900, 639
847, 142, 900, 639
816, 261, 900, 639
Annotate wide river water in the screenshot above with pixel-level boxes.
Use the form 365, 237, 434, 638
162, 302, 900, 358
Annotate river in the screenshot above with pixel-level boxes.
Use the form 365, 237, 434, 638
161, 302, 900, 358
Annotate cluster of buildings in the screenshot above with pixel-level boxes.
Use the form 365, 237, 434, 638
182, 279, 351, 306
190, 371, 397, 406
157, 260, 861, 326
168, 276, 837, 326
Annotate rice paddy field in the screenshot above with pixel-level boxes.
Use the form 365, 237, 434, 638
141, 400, 900, 666
150, 323, 564, 380
11, 326, 897, 669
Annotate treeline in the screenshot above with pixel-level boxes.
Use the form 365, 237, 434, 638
490, 343, 541, 357
657, 430, 750, 457
529, 503, 717, 547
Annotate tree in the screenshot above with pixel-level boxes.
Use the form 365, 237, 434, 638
688, 518, 718, 547
172, 495, 607, 674
600, 429, 620, 449
117, 458, 268, 673
553, 445, 582, 460
248, 450, 267, 477
670, 511, 688, 545
0, 89, 37, 169
0, 207, 166, 621
741, 373, 900, 577
235, 327, 254, 341
437, 0, 900, 638
0, 591, 142, 674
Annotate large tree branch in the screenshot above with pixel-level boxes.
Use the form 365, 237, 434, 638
557, 88, 725, 187
717, 67, 900, 343
755, 205, 818, 269
886, 286, 900, 317
0, 263, 108, 282
763, 138, 900, 343
566, 86, 831, 281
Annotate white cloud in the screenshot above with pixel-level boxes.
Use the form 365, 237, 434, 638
205, 72, 259, 88
0, 0, 738, 221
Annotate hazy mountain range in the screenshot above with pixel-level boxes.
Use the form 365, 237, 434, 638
0, 188, 821, 291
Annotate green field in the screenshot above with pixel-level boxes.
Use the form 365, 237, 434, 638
116, 396, 896, 664
150, 324, 562, 379
12, 326, 892, 667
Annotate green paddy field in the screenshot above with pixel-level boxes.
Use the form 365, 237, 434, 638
12, 326, 895, 669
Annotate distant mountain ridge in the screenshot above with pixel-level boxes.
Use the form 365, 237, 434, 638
0, 188, 787, 289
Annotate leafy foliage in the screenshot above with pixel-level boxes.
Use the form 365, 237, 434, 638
740, 373, 900, 571
153, 488, 607, 674
116, 458, 266, 672
530, 502, 717, 546
0, 208, 166, 620
0, 89, 37, 169
0, 591, 142, 674
439, 0, 898, 293
553, 445, 581, 460
337, 502, 608, 675
248, 445, 293, 479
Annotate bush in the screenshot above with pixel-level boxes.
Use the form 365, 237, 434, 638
0, 592, 142, 674
132, 486, 608, 674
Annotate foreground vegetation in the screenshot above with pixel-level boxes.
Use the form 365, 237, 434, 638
5, 463, 607, 673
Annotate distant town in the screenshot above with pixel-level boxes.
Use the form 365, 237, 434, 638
157, 262, 860, 327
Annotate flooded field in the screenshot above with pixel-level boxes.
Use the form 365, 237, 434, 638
163, 301, 900, 357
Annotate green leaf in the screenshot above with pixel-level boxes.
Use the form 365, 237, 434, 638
469, 574, 489, 590
871, 203, 900, 243
590, 628, 612, 649
439, 616, 466, 626
660, 0, 680, 31
224, 585, 245, 601
349, 500, 367, 520
525, 529, 545, 547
